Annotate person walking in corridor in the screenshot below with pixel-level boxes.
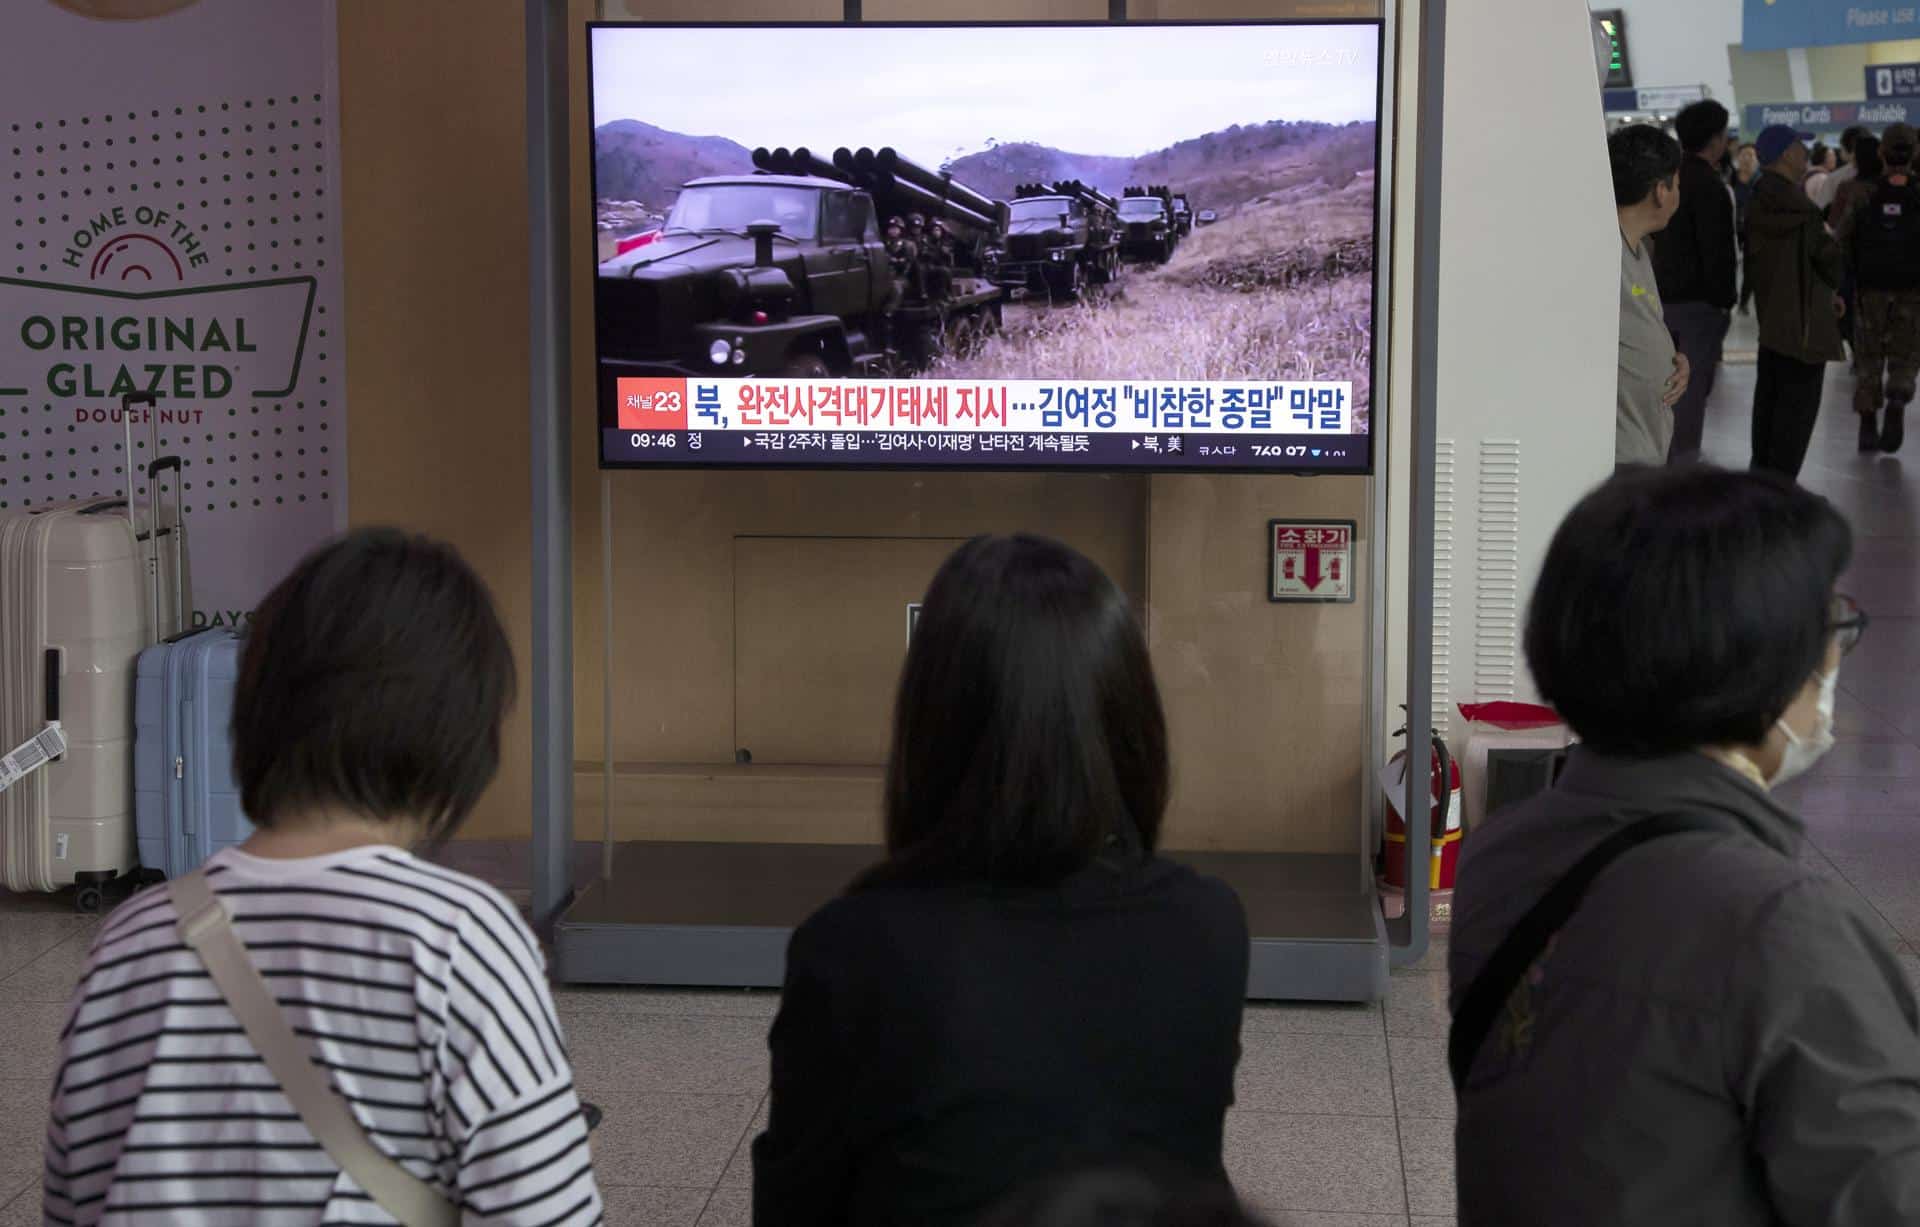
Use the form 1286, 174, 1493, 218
1654, 101, 1738, 463
1747, 125, 1846, 481
1841, 122, 1920, 454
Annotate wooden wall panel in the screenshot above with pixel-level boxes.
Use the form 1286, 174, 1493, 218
865, 0, 1106, 19
1136, 0, 1380, 16
735, 536, 964, 764
600, 0, 839, 17
1147, 475, 1371, 852
572, 472, 1150, 770
339, 0, 536, 840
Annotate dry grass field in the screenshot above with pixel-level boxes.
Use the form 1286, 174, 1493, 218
931, 173, 1376, 432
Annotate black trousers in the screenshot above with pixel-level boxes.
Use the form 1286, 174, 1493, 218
1664, 301, 1732, 462
1751, 347, 1827, 481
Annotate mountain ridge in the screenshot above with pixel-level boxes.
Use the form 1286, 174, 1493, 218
593, 117, 1378, 217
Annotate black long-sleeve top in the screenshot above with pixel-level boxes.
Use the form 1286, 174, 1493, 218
1654, 154, 1740, 309
751, 855, 1250, 1227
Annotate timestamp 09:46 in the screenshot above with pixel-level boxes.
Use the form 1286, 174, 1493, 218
628, 433, 703, 450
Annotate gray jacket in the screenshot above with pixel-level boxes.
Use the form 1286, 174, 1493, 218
1450, 749, 1920, 1225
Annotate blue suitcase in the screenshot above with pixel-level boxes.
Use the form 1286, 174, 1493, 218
134, 628, 251, 878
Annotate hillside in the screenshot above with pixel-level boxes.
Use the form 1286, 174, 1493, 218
593, 119, 754, 210
937, 143, 1135, 203
1130, 120, 1377, 219
594, 117, 1378, 220
941, 120, 1377, 212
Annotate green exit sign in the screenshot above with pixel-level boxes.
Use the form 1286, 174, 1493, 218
1595, 8, 1632, 89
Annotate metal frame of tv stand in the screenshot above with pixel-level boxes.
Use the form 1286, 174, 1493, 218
523, 0, 1445, 996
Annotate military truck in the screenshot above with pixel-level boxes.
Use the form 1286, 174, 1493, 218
1118, 186, 1178, 264
595, 144, 1005, 379
991, 179, 1122, 301
1171, 193, 1194, 236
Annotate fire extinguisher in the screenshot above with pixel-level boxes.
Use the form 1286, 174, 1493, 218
1382, 716, 1463, 892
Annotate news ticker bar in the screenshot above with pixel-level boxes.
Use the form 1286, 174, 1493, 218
602, 428, 1363, 468
614, 377, 1358, 436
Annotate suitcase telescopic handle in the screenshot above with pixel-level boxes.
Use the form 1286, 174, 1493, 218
121, 392, 161, 639
146, 456, 187, 638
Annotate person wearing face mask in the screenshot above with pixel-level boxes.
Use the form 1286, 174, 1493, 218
1447, 466, 1920, 1227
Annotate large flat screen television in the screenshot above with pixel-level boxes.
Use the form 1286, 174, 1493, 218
590, 20, 1384, 474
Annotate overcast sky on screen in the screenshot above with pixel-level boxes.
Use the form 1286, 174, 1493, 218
591, 24, 1380, 163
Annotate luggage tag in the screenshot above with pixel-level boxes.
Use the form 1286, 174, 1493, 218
0, 723, 69, 794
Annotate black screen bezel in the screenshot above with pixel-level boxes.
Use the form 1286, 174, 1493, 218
586, 17, 1388, 477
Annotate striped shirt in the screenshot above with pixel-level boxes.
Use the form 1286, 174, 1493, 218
44, 845, 603, 1226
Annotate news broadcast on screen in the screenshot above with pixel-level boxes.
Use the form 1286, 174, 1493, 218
590, 20, 1383, 473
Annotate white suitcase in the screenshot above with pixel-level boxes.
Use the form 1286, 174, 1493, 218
1, 398, 190, 907
1, 500, 146, 896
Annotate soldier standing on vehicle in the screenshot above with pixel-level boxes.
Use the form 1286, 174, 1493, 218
885, 216, 914, 276
925, 219, 955, 301
882, 217, 913, 311
903, 213, 931, 302
1841, 122, 1920, 454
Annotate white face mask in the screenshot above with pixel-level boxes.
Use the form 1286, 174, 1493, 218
1770, 669, 1839, 787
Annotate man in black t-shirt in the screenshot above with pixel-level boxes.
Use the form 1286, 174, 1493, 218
1653, 100, 1739, 464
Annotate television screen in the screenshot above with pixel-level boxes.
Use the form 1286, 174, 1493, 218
590, 20, 1384, 474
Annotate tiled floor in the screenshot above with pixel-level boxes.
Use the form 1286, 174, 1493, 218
2, 324, 1916, 1225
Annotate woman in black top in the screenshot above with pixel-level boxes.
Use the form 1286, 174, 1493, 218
752, 534, 1251, 1227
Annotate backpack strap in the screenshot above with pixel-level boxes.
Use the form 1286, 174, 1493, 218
170, 871, 459, 1227
1447, 813, 1733, 1092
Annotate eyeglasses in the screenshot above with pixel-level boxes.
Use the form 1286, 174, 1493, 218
1830, 594, 1869, 656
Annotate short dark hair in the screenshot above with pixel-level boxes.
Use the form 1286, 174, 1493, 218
232, 528, 516, 842
1842, 125, 1867, 153
979, 1166, 1273, 1227
1608, 124, 1683, 207
1856, 134, 1885, 181
1810, 141, 1831, 170
1526, 468, 1852, 757
1674, 101, 1730, 154
869, 534, 1169, 888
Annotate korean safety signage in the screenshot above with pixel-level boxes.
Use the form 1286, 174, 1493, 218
1270, 520, 1355, 604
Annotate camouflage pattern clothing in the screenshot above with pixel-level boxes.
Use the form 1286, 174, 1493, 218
1853, 288, 1920, 418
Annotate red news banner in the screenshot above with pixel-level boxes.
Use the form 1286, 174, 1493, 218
616, 377, 1357, 436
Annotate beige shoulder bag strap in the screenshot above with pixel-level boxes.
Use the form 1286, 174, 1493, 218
170, 870, 459, 1227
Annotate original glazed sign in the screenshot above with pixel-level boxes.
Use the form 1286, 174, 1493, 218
2, 271, 315, 406
0, 0, 343, 625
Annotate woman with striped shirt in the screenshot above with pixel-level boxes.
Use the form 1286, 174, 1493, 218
44, 529, 603, 1225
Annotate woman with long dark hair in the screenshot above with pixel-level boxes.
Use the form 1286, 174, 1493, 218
752, 534, 1251, 1227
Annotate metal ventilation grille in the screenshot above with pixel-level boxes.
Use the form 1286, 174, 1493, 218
1431, 438, 1456, 738
1474, 439, 1523, 699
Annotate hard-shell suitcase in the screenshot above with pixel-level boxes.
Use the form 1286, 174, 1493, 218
0, 500, 147, 899
134, 629, 251, 878
0, 392, 191, 909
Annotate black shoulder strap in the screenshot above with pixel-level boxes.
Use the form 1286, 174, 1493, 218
1447, 812, 1732, 1092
